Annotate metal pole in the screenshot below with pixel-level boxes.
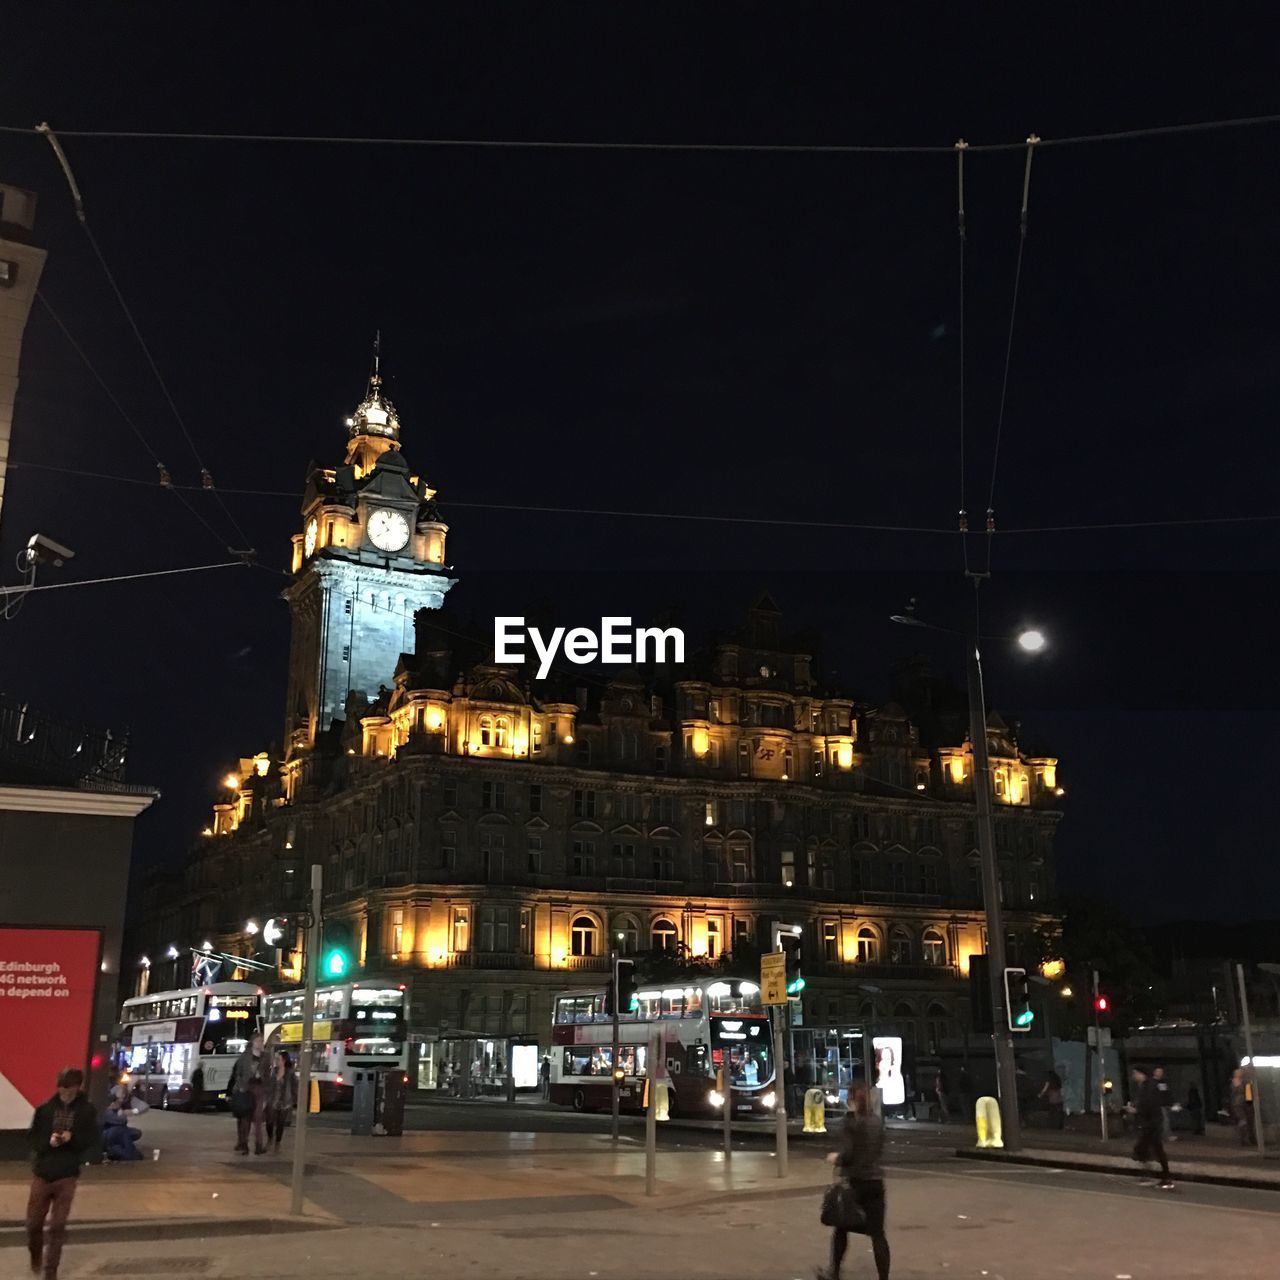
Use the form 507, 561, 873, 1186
966, 639, 1022, 1152
611, 951, 621, 1142
645, 1027, 658, 1196
1237, 963, 1266, 1157
772, 1003, 788, 1176
289, 864, 321, 1216
723, 1059, 732, 1160
1093, 968, 1108, 1141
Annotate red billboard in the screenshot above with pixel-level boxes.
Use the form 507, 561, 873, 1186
0, 927, 101, 1128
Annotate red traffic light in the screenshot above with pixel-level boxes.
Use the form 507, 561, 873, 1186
1094, 995, 1109, 1013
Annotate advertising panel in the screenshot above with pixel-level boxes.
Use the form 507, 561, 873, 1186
0, 926, 101, 1128
872, 1035, 905, 1107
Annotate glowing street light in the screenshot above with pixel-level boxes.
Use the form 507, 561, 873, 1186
166, 945, 180, 960
245, 920, 259, 935
1017, 628, 1047, 653
223, 773, 240, 790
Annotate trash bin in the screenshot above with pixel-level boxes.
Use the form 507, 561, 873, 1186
804, 1087, 828, 1133
351, 1069, 380, 1136
379, 1070, 406, 1137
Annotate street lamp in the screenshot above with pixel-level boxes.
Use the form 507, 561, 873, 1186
245, 920, 259, 935
891, 606, 1049, 1154
166, 945, 179, 960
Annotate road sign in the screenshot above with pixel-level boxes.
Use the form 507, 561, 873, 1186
1086, 1026, 1112, 1047
761, 952, 787, 1005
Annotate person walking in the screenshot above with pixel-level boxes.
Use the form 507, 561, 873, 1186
1128, 1066, 1174, 1190
265, 1050, 299, 1153
818, 1082, 890, 1280
934, 1069, 950, 1123
26, 1067, 99, 1280
229, 1033, 269, 1155
1038, 1070, 1065, 1130
540, 1054, 551, 1100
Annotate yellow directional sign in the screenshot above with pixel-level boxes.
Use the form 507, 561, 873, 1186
761, 952, 788, 1005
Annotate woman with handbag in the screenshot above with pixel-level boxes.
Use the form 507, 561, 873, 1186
228, 1034, 268, 1156
818, 1081, 890, 1280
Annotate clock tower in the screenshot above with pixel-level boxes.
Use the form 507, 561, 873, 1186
283, 354, 454, 757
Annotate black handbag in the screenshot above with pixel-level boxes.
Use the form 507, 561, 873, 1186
820, 1179, 867, 1232
229, 1090, 254, 1119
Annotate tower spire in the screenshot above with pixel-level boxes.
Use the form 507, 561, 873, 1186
371, 329, 381, 386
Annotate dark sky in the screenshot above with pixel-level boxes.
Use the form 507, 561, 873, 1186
2, 6, 1279, 921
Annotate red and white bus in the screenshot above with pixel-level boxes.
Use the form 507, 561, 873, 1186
549, 976, 776, 1118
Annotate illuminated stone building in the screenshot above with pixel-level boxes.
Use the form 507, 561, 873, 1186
131, 360, 1063, 1072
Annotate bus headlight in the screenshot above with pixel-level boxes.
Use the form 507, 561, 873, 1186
762, 1092, 777, 1109
709, 1090, 724, 1108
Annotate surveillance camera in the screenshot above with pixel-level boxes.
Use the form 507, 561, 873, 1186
25, 533, 76, 568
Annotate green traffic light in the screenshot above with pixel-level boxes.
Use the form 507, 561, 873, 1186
324, 949, 349, 978
786, 977, 806, 994
1015, 1008, 1035, 1027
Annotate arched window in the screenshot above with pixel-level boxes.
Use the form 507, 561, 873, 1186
494, 717, 510, 749
926, 1002, 951, 1052
614, 916, 639, 956
652, 918, 678, 952
859, 1000, 876, 1022
922, 928, 946, 966
893, 1000, 918, 1048
479, 716, 494, 747
889, 927, 912, 966
856, 926, 879, 963
570, 915, 598, 958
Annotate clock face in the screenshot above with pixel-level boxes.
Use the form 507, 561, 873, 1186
303, 518, 318, 558
367, 508, 411, 553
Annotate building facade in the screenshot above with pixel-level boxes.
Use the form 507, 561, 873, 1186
130, 361, 1062, 1076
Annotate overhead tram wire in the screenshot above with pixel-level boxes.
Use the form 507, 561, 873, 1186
12, 459, 1280, 537
982, 134, 1039, 578
32, 293, 235, 554
36, 123, 256, 562
3, 113, 1280, 152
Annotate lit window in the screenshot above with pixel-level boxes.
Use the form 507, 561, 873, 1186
494, 718, 510, 749
856, 926, 879, 963
479, 717, 493, 747
571, 915, 598, 957
822, 921, 838, 962
922, 929, 945, 966
706, 918, 721, 959
651, 919, 678, 952
889, 928, 912, 966
451, 907, 469, 952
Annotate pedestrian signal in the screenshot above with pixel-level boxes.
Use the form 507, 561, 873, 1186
780, 932, 804, 994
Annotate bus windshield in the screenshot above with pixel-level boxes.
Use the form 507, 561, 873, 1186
710, 1017, 772, 1086
201, 1017, 252, 1056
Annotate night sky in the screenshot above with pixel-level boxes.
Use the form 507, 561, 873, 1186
3, 8, 1279, 921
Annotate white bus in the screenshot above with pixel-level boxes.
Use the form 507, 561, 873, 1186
548, 976, 776, 1118
118, 982, 262, 1109
263, 982, 409, 1107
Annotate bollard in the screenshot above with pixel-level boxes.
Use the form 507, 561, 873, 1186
804, 1087, 828, 1134
656, 1079, 671, 1122
975, 1095, 1003, 1148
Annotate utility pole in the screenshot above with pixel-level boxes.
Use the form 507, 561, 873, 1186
772, 1003, 788, 1176
289, 864, 321, 1216
645, 1027, 659, 1195
966, 640, 1023, 1153
610, 950, 621, 1142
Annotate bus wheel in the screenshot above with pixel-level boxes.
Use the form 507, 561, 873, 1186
572, 1088, 587, 1112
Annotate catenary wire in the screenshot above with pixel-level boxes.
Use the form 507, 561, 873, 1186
3, 113, 1280, 152
12, 460, 1280, 536
37, 124, 257, 556
33, 294, 235, 553
2, 560, 248, 598
955, 139, 970, 577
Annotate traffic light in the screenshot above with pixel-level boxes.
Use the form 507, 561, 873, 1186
324, 948, 350, 978
1094, 994, 1109, 1014
969, 954, 993, 1033
606, 957, 637, 1015
320, 919, 353, 981
780, 931, 804, 994
1003, 967, 1035, 1032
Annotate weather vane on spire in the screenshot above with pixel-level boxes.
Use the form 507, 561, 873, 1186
371, 329, 382, 387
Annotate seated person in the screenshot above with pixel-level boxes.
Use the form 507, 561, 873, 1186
102, 1095, 144, 1161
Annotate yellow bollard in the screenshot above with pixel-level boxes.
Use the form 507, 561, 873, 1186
975, 1095, 1002, 1148
309, 1079, 321, 1114
656, 1080, 671, 1121
804, 1087, 828, 1133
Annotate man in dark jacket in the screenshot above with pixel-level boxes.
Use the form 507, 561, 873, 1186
1128, 1066, 1174, 1190
27, 1067, 99, 1279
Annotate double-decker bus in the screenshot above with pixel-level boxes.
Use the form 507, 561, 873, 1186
262, 982, 409, 1107
118, 982, 262, 1109
548, 976, 775, 1118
